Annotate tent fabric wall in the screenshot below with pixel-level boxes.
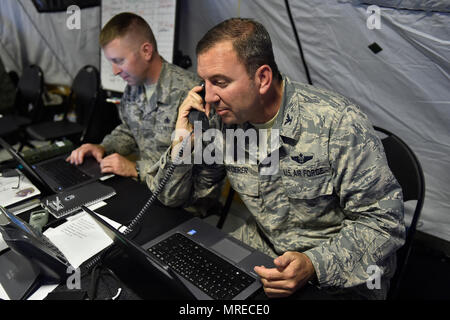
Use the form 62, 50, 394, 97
0, 0, 99, 86
178, 0, 450, 241
284, 1, 450, 241
0, 0, 448, 241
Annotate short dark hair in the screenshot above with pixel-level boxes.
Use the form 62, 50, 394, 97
196, 18, 280, 80
100, 12, 158, 52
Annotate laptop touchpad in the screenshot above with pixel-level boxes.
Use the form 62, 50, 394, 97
211, 238, 251, 263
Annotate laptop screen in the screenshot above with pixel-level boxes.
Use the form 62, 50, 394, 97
80, 206, 196, 299
0, 138, 53, 195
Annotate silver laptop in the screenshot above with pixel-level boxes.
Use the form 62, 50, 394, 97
82, 206, 275, 300
0, 138, 102, 194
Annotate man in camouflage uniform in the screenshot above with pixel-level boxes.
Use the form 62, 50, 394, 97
67, 13, 199, 192
154, 18, 405, 299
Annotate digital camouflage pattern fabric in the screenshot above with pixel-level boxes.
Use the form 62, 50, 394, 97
101, 59, 199, 187
155, 75, 405, 299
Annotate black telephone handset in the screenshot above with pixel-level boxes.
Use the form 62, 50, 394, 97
188, 83, 209, 131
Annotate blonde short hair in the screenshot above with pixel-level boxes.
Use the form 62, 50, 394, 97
100, 12, 158, 52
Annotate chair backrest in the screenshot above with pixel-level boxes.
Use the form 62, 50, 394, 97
8, 70, 19, 87
374, 126, 425, 299
16, 65, 44, 122
70, 65, 100, 135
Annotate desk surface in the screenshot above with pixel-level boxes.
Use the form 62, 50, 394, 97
96, 175, 192, 245
6, 174, 332, 300
48, 175, 195, 300
77, 176, 333, 300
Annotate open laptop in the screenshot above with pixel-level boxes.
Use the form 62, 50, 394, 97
0, 138, 102, 194
82, 206, 275, 300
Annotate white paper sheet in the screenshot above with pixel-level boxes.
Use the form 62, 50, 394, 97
0, 170, 41, 207
43, 211, 118, 269
0, 201, 121, 300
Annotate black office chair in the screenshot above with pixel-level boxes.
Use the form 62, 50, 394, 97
374, 126, 425, 299
14, 65, 45, 123
26, 65, 100, 144
8, 70, 19, 88
2, 65, 45, 150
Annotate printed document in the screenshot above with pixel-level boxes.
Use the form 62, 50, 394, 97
43, 210, 122, 269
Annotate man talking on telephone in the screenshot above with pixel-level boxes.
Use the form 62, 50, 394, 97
155, 18, 405, 299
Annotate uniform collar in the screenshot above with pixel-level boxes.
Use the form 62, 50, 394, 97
234, 75, 301, 141
155, 59, 173, 105
228, 76, 299, 156
124, 58, 169, 105
271, 75, 301, 142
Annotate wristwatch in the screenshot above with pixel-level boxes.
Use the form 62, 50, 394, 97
135, 163, 141, 180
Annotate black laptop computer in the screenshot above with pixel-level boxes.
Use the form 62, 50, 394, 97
0, 138, 103, 194
82, 206, 275, 300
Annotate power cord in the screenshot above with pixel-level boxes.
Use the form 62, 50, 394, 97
88, 263, 123, 300
123, 131, 193, 236
81, 131, 193, 275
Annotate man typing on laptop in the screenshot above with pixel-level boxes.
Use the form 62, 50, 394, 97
66, 13, 199, 189
154, 18, 405, 299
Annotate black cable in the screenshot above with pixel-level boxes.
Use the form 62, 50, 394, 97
80, 242, 119, 277
88, 264, 123, 300
284, 0, 314, 86
81, 131, 193, 273
125, 220, 142, 240
123, 131, 193, 235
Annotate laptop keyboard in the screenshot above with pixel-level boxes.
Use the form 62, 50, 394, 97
148, 232, 255, 300
39, 158, 91, 189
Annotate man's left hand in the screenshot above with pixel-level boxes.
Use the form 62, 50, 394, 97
254, 251, 316, 298
100, 153, 138, 177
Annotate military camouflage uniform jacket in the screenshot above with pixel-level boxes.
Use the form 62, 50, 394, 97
155, 75, 405, 299
100, 59, 199, 188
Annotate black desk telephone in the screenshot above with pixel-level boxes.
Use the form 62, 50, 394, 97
0, 206, 72, 299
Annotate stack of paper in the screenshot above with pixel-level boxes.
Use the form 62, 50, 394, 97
43, 209, 122, 269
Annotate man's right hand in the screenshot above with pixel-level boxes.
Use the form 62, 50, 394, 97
66, 143, 105, 165
173, 85, 208, 144
171, 86, 208, 160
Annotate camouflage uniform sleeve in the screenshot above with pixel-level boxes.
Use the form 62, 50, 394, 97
100, 122, 138, 155
152, 144, 226, 209
150, 145, 194, 207
303, 105, 405, 290
135, 159, 155, 183
138, 90, 190, 186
